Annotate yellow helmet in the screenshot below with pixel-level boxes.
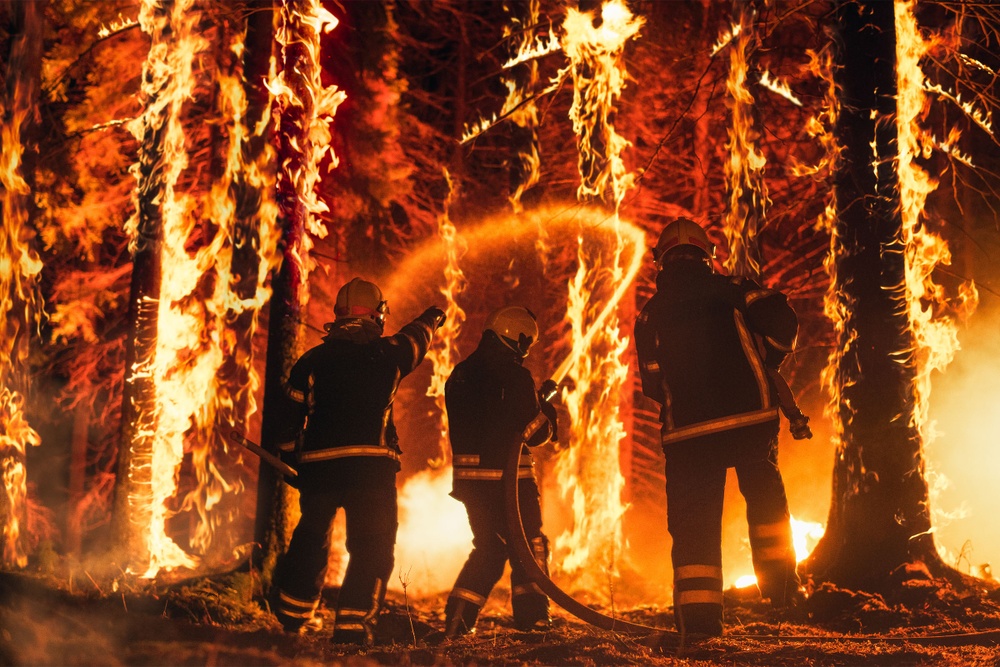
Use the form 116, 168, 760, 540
653, 217, 715, 266
335, 278, 389, 329
484, 306, 539, 358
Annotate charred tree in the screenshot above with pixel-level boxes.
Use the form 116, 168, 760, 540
802, 0, 942, 591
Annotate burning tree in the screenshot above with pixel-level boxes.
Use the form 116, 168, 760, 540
804, 0, 981, 590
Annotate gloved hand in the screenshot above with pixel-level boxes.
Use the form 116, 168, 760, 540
538, 379, 559, 403
422, 306, 447, 330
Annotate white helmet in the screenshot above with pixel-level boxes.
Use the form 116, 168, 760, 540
335, 278, 389, 330
653, 217, 715, 266
484, 306, 539, 358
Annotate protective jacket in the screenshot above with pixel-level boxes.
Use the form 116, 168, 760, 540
446, 333, 554, 496
277, 312, 439, 469
634, 258, 797, 446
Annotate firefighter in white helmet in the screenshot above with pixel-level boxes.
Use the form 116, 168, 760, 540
271, 277, 445, 645
442, 306, 558, 637
634, 217, 805, 637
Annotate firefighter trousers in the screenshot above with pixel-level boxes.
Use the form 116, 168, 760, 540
445, 479, 549, 635
272, 457, 398, 645
664, 422, 798, 636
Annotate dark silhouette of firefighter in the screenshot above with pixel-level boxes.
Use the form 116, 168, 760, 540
634, 218, 809, 637
270, 277, 445, 645
443, 306, 558, 637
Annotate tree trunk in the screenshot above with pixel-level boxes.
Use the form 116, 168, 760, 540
802, 0, 938, 591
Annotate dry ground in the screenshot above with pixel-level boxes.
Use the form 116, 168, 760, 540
2, 568, 1000, 666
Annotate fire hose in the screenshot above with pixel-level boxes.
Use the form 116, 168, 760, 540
502, 434, 1000, 648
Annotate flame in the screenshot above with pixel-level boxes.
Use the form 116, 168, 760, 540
722, 4, 767, 279
392, 468, 473, 597
733, 516, 824, 588
122, 0, 209, 577
424, 172, 467, 466
550, 0, 644, 592
504, 0, 543, 214
0, 14, 44, 568
710, 23, 742, 57
895, 1, 979, 552
894, 0, 978, 448
759, 70, 802, 107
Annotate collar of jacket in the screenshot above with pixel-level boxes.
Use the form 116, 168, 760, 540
656, 258, 713, 290
322, 318, 383, 343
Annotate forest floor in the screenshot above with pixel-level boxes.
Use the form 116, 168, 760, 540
3, 564, 1000, 666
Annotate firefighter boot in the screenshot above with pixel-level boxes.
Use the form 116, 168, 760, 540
511, 536, 551, 631
676, 602, 723, 638
444, 594, 483, 638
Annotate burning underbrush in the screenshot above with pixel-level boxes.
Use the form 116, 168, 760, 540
3, 563, 1000, 666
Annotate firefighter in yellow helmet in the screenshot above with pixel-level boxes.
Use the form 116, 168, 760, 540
634, 218, 806, 637
443, 306, 558, 637
271, 277, 445, 645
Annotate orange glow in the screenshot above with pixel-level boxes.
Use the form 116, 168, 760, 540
0, 16, 44, 568
393, 469, 473, 597
733, 516, 824, 589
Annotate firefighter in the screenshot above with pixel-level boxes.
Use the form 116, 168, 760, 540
634, 217, 806, 637
270, 277, 445, 645
443, 306, 558, 637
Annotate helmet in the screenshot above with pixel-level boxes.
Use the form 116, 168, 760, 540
653, 217, 715, 266
335, 278, 389, 330
484, 306, 539, 358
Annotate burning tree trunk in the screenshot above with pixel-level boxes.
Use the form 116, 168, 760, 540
803, 0, 949, 591
112, 0, 197, 574
253, 0, 343, 584
0, 0, 44, 570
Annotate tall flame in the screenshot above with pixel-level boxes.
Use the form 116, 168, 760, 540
424, 172, 467, 466
0, 12, 44, 566
894, 0, 977, 452
122, 0, 207, 577
552, 0, 644, 592
503, 0, 543, 214
722, 4, 766, 280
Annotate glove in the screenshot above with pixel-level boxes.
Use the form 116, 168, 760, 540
538, 379, 558, 403
421, 306, 446, 330
789, 412, 813, 440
